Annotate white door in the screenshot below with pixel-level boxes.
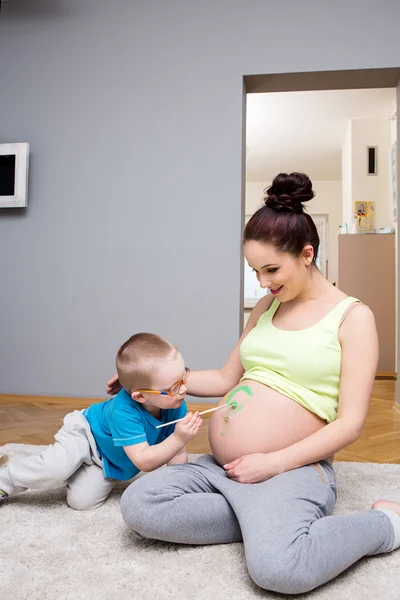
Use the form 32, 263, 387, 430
311, 214, 328, 278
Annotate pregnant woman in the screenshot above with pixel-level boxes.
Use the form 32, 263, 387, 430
113, 173, 400, 594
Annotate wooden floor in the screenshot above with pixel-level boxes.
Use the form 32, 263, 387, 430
1, 380, 399, 463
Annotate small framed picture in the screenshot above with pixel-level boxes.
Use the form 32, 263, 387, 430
353, 201, 375, 233
0, 142, 29, 208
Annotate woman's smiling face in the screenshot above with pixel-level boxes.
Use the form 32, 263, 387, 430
244, 240, 314, 302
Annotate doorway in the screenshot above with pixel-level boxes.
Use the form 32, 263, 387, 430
242, 67, 399, 384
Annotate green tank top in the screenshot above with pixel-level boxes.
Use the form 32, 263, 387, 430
240, 296, 360, 423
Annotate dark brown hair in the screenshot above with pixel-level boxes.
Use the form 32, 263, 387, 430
116, 333, 178, 391
243, 172, 320, 261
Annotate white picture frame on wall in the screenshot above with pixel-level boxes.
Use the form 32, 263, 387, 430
0, 142, 29, 208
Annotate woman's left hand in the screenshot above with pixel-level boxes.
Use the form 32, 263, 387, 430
223, 452, 283, 484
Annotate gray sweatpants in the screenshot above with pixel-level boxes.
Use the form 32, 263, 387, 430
0, 410, 116, 510
120, 454, 395, 595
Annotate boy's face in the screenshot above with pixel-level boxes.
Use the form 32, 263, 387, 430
132, 353, 187, 415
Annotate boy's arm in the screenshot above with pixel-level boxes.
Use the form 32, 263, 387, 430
168, 445, 188, 466
123, 411, 201, 472
123, 434, 184, 472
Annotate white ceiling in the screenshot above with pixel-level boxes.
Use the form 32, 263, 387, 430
246, 88, 396, 182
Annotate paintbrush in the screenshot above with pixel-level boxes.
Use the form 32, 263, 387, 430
155, 401, 236, 429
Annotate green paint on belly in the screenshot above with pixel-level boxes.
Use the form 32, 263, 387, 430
220, 385, 253, 435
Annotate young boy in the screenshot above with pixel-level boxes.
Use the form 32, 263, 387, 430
0, 333, 202, 510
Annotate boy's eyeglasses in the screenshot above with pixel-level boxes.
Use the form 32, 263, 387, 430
136, 367, 190, 397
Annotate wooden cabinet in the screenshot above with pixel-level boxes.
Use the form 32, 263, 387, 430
338, 233, 396, 374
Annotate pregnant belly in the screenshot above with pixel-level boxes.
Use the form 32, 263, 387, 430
208, 380, 326, 466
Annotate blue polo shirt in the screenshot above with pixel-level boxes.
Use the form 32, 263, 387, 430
83, 389, 188, 480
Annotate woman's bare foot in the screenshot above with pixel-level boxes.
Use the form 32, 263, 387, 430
372, 500, 400, 515
372, 500, 400, 550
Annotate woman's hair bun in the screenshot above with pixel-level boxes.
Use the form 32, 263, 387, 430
264, 172, 314, 213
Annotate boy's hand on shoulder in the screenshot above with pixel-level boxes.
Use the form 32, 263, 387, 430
174, 412, 202, 445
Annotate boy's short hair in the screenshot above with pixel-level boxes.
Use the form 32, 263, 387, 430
116, 332, 178, 392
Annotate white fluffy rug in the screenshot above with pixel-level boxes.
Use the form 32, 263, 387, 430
1, 443, 399, 600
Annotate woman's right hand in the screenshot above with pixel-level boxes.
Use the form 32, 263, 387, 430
106, 374, 122, 396
174, 412, 203, 444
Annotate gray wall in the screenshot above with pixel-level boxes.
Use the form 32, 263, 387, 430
0, 0, 399, 398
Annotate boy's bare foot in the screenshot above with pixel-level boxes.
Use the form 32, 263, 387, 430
372, 500, 400, 515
